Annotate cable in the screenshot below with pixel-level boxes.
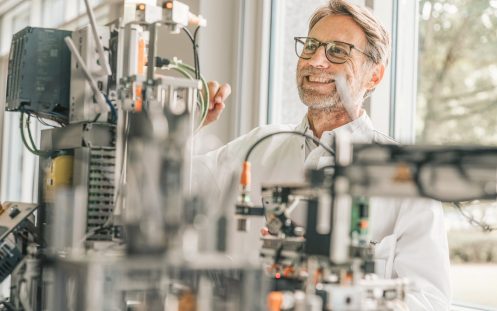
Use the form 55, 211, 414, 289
180, 25, 207, 117
26, 115, 41, 152
182, 27, 195, 44
0, 300, 16, 311
177, 61, 209, 107
244, 131, 335, 162
81, 222, 114, 242
453, 202, 497, 232
36, 115, 58, 127
92, 113, 101, 123
193, 26, 201, 79
19, 113, 50, 157
178, 63, 209, 126
23, 110, 67, 127
19, 113, 37, 155
182, 27, 199, 79
103, 94, 117, 123
157, 54, 210, 127
168, 61, 210, 127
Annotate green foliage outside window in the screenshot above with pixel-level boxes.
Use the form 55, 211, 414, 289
417, 0, 497, 307
417, 0, 497, 144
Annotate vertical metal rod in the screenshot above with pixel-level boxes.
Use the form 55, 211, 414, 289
147, 23, 158, 82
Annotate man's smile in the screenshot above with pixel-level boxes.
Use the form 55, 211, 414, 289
302, 75, 335, 92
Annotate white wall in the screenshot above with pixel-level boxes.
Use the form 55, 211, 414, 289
195, 0, 238, 148
192, 0, 271, 152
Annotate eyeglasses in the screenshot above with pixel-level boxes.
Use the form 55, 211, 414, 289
294, 36, 371, 64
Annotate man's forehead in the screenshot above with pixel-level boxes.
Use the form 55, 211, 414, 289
308, 15, 367, 47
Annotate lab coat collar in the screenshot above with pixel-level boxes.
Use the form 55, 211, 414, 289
295, 110, 376, 146
301, 110, 376, 170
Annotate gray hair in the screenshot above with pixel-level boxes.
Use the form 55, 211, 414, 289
309, 0, 391, 66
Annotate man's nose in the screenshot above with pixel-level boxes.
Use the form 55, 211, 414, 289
307, 46, 330, 68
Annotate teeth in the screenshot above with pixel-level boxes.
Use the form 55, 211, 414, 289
308, 76, 333, 83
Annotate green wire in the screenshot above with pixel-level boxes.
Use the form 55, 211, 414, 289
19, 113, 37, 155
169, 65, 206, 119
20, 112, 49, 157
176, 64, 209, 116
169, 65, 210, 128
179, 64, 210, 127
177, 63, 210, 108
170, 64, 194, 80
26, 114, 38, 150
170, 60, 210, 116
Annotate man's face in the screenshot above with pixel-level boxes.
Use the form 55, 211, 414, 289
297, 15, 372, 110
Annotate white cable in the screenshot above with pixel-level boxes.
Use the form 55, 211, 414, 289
19, 281, 33, 311
83, 0, 112, 75
188, 89, 196, 195
64, 37, 110, 115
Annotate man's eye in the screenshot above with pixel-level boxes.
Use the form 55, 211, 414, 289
304, 41, 318, 51
328, 46, 348, 56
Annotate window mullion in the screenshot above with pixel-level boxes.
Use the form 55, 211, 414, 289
391, 0, 419, 143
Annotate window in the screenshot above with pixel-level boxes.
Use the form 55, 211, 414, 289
267, 0, 328, 125
42, 0, 65, 27
416, 0, 497, 308
0, 1, 37, 203
0, 56, 8, 200
0, 1, 36, 298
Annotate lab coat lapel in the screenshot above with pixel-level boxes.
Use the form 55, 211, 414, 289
304, 113, 376, 170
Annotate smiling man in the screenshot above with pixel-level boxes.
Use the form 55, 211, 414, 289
195, 0, 451, 309
295, 13, 384, 134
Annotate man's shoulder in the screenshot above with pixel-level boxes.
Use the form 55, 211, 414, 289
372, 130, 399, 145
203, 122, 300, 160
238, 123, 301, 141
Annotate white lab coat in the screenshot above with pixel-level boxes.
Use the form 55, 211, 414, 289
193, 113, 451, 310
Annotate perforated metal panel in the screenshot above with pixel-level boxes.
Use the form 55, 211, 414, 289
87, 148, 115, 241
0, 234, 22, 282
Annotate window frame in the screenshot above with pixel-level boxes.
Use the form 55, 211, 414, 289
0, 0, 41, 203
231, 0, 272, 136
389, 0, 419, 143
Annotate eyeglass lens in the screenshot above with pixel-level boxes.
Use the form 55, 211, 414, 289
295, 38, 351, 64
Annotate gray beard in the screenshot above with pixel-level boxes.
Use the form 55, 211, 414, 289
297, 86, 342, 110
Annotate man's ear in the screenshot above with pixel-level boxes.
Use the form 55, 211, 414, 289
369, 64, 385, 90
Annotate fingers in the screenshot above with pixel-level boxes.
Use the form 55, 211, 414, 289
204, 101, 225, 125
207, 80, 219, 109
202, 80, 231, 127
207, 81, 231, 110
214, 83, 231, 106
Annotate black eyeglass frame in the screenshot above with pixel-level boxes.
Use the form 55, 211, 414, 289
294, 36, 372, 64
